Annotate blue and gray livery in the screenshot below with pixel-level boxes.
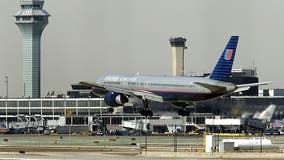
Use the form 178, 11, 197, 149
80, 36, 271, 116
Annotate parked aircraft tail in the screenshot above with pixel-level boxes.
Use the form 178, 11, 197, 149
253, 104, 276, 121
241, 105, 276, 122
209, 36, 239, 81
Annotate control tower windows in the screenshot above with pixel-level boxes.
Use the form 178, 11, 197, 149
34, 17, 43, 21
22, 17, 31, 21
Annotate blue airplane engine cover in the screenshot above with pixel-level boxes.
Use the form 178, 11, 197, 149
104, 92, 128, 107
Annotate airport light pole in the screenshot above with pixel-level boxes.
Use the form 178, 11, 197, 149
140, 120, 143, 137
100, 96, 102, 119
67, 110, 73, 148
145, 117, 149, 152
1, 74, 9, 128
0, 74, 8, 98
4, 75, 8, 98
88, 96, 90, 116
5, 96, 7, 128
173, 125, 177, 152
212, 117, 214, 155
217, 126, 220, 152
69, 120, 71, 147
260, 130, 263, 153
145, 127, 148, 152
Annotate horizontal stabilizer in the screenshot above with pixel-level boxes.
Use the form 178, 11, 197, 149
234, 81, 273, 93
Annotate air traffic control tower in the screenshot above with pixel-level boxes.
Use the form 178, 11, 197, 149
15, 0, 50, 98
169, 37, 187, 76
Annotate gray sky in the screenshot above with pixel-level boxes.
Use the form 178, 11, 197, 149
0, 0, 283, 97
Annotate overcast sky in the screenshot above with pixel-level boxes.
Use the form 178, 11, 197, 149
0, 0, 283, 97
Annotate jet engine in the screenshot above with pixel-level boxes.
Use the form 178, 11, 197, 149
104, 92, 129, 107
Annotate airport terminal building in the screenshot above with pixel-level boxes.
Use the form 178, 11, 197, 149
0, 98, 109, 122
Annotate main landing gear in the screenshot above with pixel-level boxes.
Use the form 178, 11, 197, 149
108, 107, 114, 113
174, 102, 191, 116
178, 109, 190, 116
140, 99, 153, 117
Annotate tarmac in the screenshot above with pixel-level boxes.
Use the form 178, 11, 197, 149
0, 134, 283, 159
0, 151, 284, 160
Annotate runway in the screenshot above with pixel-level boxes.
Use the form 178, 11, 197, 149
0, 151, 284, 160
0, 135, 283, 159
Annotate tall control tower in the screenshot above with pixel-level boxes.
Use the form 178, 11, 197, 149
15, 0, 50, 98
169, 37, 187, 76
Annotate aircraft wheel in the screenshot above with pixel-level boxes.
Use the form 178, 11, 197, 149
178, 109, 190, 116
178, 109, 184, 116
146, 110, 153, 117
140, 109, 153, 117
108, 108, 114, 113
140, 109, 145, 116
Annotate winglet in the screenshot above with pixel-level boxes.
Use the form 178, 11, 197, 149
209, 36, 239, 81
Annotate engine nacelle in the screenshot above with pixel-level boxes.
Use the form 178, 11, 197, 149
104, 92, 128, 107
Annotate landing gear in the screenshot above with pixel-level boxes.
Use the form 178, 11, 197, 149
178, 109, 190, 116
140, 109, 153, 117
108, 107, 114, 113
174, 102, 191, 116
140, 99, 153, 117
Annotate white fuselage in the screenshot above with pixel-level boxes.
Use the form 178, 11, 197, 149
96, 74, 236, 102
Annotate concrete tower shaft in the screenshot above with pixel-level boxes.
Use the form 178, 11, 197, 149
15, 0, 50, 98
169, 37, 187, 76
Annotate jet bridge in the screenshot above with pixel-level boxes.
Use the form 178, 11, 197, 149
8, 115, 45, 133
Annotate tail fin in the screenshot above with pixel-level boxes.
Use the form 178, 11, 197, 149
254, 104, 276, 121
209, 36, 239, 81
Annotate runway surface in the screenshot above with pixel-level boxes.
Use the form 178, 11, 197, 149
0, 134, 283, 159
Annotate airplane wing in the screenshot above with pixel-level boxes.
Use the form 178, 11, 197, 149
234, 81, 273, 93
132, 90, 164, 102
79, 81, 106, 90
79, 81, 164, 102
103, 86, 164, 102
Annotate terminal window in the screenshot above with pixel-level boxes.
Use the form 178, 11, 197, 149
7, 101, 18, 107
19, 101, 29, 107
42, 101, 53, 107
66, 101, 76, 107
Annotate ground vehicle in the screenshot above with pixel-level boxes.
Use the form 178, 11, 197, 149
278, 128, 284, 135
264, 128, 280, 135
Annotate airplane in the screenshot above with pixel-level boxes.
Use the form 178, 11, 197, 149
80, 36, 272, 117
242, 104, 276, 122
0, 127, 9, 134
241, 104, 276, 131
253, 104, 276, 121
0, 122, 9, 134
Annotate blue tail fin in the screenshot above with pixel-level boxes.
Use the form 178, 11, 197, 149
209, 36, 239, 81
